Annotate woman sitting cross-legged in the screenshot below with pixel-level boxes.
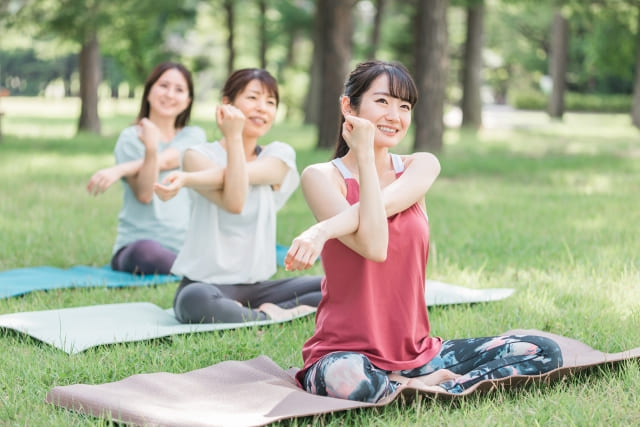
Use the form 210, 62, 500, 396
86, 62, 206, 275
154, 68, 322, 324
285, 60, 563, 402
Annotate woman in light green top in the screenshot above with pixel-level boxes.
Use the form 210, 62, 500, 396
87, 62, 206, 275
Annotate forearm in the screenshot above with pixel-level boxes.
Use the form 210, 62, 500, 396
246, 157, 289, 186
157, 148, 180, 171
220, 138, 248, 213
353, 153, 388, 258
382, 153, 441, 215
114, 159, 143, 179
131, 148, 159, 203
183, 168, 224, 191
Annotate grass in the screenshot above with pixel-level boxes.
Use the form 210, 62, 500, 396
1, 97, 640, 425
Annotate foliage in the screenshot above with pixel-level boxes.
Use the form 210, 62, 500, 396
509, 89, 632, 112
1, 102, 640, 424
0, 49, 74, 95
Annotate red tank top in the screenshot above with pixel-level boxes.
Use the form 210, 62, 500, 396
296, 155, 441, 383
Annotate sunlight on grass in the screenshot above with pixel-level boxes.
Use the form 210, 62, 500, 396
1, 103, 640, 425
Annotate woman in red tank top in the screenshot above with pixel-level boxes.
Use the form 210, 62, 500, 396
285, 60, 563, 403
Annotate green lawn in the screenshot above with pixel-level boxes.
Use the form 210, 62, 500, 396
1, 99, 639, 425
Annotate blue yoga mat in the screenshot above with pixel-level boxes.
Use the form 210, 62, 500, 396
0, 266, 179, 299
0, 244, 291, 299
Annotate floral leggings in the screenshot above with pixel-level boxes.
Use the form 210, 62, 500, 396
302, 335, 563, 402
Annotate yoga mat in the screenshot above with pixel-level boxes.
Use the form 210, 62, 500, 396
425, 280, 514, 306
0, 281, 514, 354
0, 244, 290, 300
0, 302, 314, 355
45, 329, 640, 426
0, 266, 178, 299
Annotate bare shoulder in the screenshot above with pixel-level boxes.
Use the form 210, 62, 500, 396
301, 161, 346, 196
301, 161, 340, 184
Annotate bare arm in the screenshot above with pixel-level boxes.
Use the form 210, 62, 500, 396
154, 145, 291, 203
87, 147, 181, 196
286, 116, 387, 269
285, 151, 440, 271
155, 105, 248, 213
120, 118, 166, 204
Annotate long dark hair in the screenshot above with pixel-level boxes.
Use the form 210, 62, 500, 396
136, 62, 194, 129
222, 68, 279, 105
333, 60, 418, 159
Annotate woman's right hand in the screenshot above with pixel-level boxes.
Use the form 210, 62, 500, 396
154, 171, 186, 201
342, 114, 375, 158
137, 118, 162, 151
216, 104, 245, 142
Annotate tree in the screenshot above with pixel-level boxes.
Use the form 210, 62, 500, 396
224, 0, 236, 76
413, 0, 449, 153
304, 1, 323, 125
461, 0, 484, 129
632, 5, 640, 128
548, 9, 569, 119
258, 0, 267, 69
77, 31, 101, 133
315, 0, 356, 149
368, 0, 386, 58
37, 0, 105, 133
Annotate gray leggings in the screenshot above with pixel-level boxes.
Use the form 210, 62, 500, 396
173, 276, 322, 324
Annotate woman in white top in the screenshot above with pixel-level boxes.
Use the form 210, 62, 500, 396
87, 62, 206, 275
154, 68, 321, 323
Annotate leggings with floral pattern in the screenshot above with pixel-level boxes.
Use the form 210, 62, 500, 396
302, 335, 563, 402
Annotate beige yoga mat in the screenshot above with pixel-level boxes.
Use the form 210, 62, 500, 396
46, 329, 640, 426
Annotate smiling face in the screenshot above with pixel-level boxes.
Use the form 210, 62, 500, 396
351, 74, 412, 148
226, 79, 278, 140
147, 68, 192, 122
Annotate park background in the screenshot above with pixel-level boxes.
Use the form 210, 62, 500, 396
1, 0, 640, 425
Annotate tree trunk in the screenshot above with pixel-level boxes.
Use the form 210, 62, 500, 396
548, 10, 568, 119
631, 7, 640, 128
316, 0, 355, 149
461, 1, 484, 130
258, 0, 267, 69
304, 3, 324, 125
368, 0, 385, 58
413, 0, 448, 153
77, 32, 101, 134
224, 0, 235, 76
63, 55, 75, 97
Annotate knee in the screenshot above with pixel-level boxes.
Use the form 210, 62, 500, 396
321, 353, 389, 403
174, 283, 223, 323
535, 336, 564, 368
517, 335, 564, 368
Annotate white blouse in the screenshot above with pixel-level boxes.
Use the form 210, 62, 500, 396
170, 140, 300, 284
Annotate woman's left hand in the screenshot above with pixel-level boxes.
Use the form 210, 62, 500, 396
154, 171, 186, 201
87, 167, 121, 196
284, 224, 327, 271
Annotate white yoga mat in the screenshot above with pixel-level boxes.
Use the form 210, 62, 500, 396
0, 281, 514, 354
426, 280, 514, 306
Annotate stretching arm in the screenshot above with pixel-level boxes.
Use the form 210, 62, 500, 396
87, 147, 180, 196
155, 148, 290, 203
285, 151, 440, 271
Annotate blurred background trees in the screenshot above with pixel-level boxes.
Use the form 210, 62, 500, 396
1, 0, 640, 149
